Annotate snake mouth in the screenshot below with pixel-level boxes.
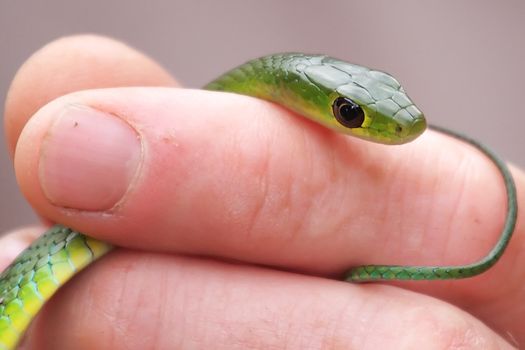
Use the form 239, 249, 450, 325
362, 115, 426, 144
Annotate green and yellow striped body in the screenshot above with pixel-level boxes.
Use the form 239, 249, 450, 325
0, 226, 111, 350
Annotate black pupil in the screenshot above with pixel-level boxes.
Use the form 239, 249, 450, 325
332, 97, 364, 128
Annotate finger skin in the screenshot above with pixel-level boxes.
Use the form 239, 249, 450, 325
20, 252, 511, 350
4, 36, 525, 344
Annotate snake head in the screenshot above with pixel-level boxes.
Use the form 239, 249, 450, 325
334, 69, 426, 144
304, 56, 427, 144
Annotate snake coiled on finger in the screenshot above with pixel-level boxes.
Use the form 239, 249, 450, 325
0, 53, 517, 350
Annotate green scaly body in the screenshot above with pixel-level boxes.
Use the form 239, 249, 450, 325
0, 227, 111, 349
0, 53, 517, 349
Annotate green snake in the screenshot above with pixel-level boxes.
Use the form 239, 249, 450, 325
0, 53, 517, 349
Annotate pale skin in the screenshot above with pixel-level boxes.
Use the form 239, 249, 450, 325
1, 35, 525, 349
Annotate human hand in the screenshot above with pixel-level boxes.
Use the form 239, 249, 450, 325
2, 35, 524, 349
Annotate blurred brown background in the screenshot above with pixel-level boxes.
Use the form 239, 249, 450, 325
0, 0, 524, 232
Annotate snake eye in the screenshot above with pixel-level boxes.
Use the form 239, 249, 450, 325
332, 97, 365, 128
